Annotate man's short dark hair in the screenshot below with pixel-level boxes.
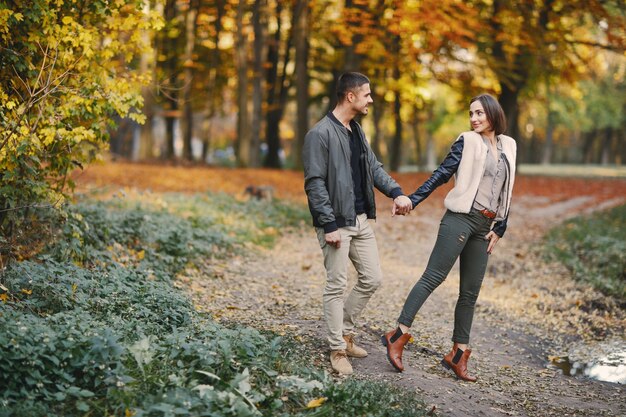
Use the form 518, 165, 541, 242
336, 72, 370, 102
470, 94, 507, 136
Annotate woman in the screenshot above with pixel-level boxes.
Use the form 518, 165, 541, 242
382, 94, 516, 382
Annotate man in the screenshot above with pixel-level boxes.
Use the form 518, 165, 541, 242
303, 72, 412, 374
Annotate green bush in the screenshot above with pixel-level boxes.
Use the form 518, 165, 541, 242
0, 0, 158, 248
0, 194, 428, 417
544, 203, 626, 299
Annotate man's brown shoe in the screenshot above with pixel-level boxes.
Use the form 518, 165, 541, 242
330, 350, 353, 375
381, 328, 411, 372
343, 335, 368, 358
441, 343, 477, 382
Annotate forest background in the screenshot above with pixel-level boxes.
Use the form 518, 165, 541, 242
3, 0, 625, 187
107, 0, 626, 172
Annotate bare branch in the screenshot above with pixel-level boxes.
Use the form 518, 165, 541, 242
33, 41, 50, 94
0, 200, 61, 214
565, 38, 625, 53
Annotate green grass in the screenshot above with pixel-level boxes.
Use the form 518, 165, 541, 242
0, 192, 430, 417
544, 204, 626, 300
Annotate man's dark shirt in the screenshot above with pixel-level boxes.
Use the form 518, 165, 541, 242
348, 121, 366, 215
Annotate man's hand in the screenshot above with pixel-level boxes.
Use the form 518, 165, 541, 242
485, 231, 500, 254
392, 195, 412, 216
325, 230, 341, 248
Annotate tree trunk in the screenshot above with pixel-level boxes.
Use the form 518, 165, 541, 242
326, 70, 341, 113
250, 0, 267, 168
582, 131, 596, 164
264, 3, 282, 168
615, 121, 626, 166
542, 115, 554, 165
601, 127, 613, 165
541, 83, 555, 165
342, 0, 364, 72
201, 118, 211, 163
389, 39, 402, 172
490, 0, 526, 163
370, 68, 384, 161
134, 1, 156, 161
236, 0, 250, 167
181, 1, 198, 161
390, 91, 402, 171
264, 2, 293, 168
425, 106, 436, 171
163, 0, 178, 159
499, 83, 520, 153
201, 0, 225, 164
371, 103, 384, 162
412, 104, 422, 169
293, 0, 309, 170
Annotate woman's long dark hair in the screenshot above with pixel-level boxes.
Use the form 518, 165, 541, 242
470, 94, 507, 135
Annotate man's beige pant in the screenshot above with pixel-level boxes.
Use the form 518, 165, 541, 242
316, 214, 382, 351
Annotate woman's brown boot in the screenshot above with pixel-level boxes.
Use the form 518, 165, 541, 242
381, 328, 412, 372
441, 343, 477, 382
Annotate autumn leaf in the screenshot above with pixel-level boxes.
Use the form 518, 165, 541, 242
306, 397, 327, 408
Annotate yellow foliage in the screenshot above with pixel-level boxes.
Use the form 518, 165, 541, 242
1, 0, 163, 221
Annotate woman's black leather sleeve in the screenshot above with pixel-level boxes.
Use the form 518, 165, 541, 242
492, 217, 507, 237
408, 137, 464, 208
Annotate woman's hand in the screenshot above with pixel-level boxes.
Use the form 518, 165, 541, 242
392, 195, 412, 216
485, 231, 500, 254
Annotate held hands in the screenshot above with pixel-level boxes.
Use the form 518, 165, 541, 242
485, 231, 500, 254
392, 195, 412, 216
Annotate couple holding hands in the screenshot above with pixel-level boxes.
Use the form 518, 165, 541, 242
303, 72, 516, 380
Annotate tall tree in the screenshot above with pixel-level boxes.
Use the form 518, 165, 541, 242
181, 0, 199, 161
134, 0, 159, 161
474, 0, 626, 161
235, 0, 251, 167
264, 1, 294, 168
389, 35, 403, 172
293, 0, 309, 170
197, 0, 227, 163
541, 78, 556, 164
250, 0, 267, 167
158, 0, 182, 159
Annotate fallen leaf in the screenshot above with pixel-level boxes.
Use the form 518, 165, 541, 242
306, 397, 327, 408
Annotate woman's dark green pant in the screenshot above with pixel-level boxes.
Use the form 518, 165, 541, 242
398, 209, 493, 344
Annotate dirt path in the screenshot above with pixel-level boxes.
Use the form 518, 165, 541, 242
75, 163, 626, 416
189, 193, 626, 417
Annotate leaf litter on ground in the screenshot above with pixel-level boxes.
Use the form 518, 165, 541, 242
74, 162, 626, 417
